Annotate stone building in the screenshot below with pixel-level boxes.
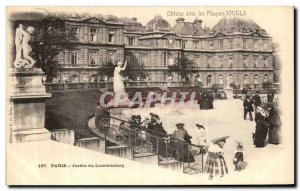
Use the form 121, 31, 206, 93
55, 14, 273, 88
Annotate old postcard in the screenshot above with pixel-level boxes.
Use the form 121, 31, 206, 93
6, 6, 294, 185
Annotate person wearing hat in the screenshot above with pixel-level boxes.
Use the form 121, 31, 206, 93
267, 105, 282, 144
194, 122, 207, 146
171, 123, 195, 163
254, 107, 269, 147
173, 123, 187, 142
252, 91, 262, 114
204, 135, 229, 180
243, 95, 254, 121
233, 141, 244, 171
267, 91, 275, 103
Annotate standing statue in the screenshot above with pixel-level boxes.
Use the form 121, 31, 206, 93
13, 24, 36, 68
113, 61, 127, 96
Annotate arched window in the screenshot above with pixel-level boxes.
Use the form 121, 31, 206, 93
229, 74, 234, 84
264, 74, 269, 83
207, 75, 212, 85
254, 74, 259, 84
90, 75, 99, 82
243, 74, 248, 84
219, 74, 224, 85
70, 74, 79, 83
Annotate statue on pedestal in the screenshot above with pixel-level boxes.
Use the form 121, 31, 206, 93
14, 24, 36, 68
113, 61, 127, 96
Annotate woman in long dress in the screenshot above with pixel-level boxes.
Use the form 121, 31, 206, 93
254, 107, 269, 147
113, 61, 127, 95
268, 105, 282, 144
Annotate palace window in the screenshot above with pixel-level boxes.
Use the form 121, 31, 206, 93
199, 40, 203, 49
253, 39, 258, 50
71, 52, 78, 65
229, 39, 233, 49
229, 74, 234, 84
243, 74, 248, 84
243, 39, 247, 49
229, 57, 233, 67
207, 57, 212, 68
163, 52, 167, 66
140, 54, 147, 67
89, 51, 97, 65
108, 31, 115, 43
209, 41, 214, 49
128, 37, 134, 46
107, 51, 115, 64
254, 74, 259, 84
192, 41, 198, 49
71, 27, 79, 40
264, 74, 269, 83
90, 28, 97, 42
264, 57, 268, 67
219, 74, 224, 85
219, 40, 223, 49
243, 56, 247, 67
254, 56, 258, 67
207, 75, 212, 85
218, 57, 223, 67
182, 41, 187, 49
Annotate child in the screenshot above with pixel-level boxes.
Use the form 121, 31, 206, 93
233, 141, 244, 171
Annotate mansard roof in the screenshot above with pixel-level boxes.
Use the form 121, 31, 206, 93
210, 17, 267, 36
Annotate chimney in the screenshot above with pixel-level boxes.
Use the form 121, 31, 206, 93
176, 17, 185, 23
193, 18, 203, 28
131, 17, 137, 22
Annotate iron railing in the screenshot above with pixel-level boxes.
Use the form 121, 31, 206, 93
96, 112, 205, 174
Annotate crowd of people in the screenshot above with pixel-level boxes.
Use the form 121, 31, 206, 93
242, 90, 282, 147
199, 91, 215, 110
93, 86, 280, 181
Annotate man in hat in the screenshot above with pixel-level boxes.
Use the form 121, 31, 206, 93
204, 136, 229, 180
252, 91, 262, 113
243, 96, 254, 121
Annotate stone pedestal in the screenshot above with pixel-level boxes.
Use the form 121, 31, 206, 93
9, 68, 52, 143
224, 87, 234, 100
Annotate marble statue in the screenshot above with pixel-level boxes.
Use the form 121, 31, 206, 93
113, 61, 127, 96
14, 24, 36, 68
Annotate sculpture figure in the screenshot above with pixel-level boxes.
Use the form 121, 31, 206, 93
13, 24, 36, 68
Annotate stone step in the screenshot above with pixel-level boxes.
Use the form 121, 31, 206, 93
158, 159, 184, 172
50, 129, 75, 145
75, 137, 106, 153
106, 145, 133, 160
13, 128, 51, 143
133, 153, 159, 166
